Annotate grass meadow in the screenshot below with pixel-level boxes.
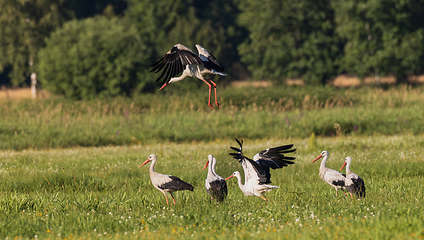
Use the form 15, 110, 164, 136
0, 85, 424, 239
0, 135, 424, 239
1, 85, 424, 151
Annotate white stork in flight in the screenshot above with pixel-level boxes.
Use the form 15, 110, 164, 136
312, 151, 347, 196
150, 44, 226, 109
139, 154, 194, 205
202, 155, 227, 202
225, 138, 296, 201
340, 156, 366, 199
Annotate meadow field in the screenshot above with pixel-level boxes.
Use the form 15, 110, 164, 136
0, 85, 424, 239
0, 135, 423, 239
1, 85, 424, 150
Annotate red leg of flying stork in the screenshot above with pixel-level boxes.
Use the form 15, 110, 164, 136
200, 79, 214, 109
209, 79, 221, 107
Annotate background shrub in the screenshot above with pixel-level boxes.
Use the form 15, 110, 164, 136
38, 16, 150, 99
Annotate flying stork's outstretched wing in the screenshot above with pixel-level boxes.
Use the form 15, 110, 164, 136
150, 44, 203, 86
195, 44, 225, 72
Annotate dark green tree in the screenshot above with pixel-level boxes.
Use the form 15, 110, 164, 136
237, 0, 342, 84
0, 0, 71, 87
38, 16, 149, 99
191, 0, 249, 80
64, 0, 127, 19
333, 0, 424, 83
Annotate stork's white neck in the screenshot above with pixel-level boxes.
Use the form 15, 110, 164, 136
234, 174, 245, 191
149, 158, 156, 174
320, 154, 328, 170
208, 157, 218, 178
345, 160, 352, 174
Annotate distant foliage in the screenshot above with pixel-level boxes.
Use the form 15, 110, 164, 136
3, 0, 424, 92
238, 0, 342, 85
0, 0, 71, 86
333, 0, 424, 83
38, 17, 150, 99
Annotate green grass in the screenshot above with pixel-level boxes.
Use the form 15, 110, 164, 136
1, 85, 424, 150
1, 135, 424, 239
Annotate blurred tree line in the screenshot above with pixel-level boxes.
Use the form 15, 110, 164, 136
0, 0, 423, 99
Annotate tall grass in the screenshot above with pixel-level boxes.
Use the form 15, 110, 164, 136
1, 85, 424, 150
0, 135, 423, 239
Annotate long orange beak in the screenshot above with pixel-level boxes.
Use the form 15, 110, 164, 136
225, 175, 234, 181
202, 160, 209, 170
159, 82, 169, 90
139, 159, 150, 168
312, 154, 323, 163
340, 162, 347, 171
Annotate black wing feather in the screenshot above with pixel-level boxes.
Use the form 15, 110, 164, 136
346, 177, 366, 198
203, 55, 225, 72
256, 145, 297, 170
332, 179, 345, 187
158, 176, 194, 191
150, 45, 204, 86
208, 179, 228, 202
229, 138, 297, 184
254, 144, 296, 183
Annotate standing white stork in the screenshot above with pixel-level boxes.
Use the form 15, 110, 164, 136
225, 138, 296, 201
312, 151, 347, 196
340, 157, 366, 199
139, 154, 194, 205
202, 155, 227, 202
150, 44, 226, 109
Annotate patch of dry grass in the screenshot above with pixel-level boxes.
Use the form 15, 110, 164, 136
0, 88, 50, 100
230, 74, 424, 89
230, 80, 273, 88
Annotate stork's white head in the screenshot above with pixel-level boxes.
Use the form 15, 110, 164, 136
312, 151, 329, 163
340, 156, 352, 171
203, 155, 213, 170
225, 171, 241, 181
139, 154, 156, 167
